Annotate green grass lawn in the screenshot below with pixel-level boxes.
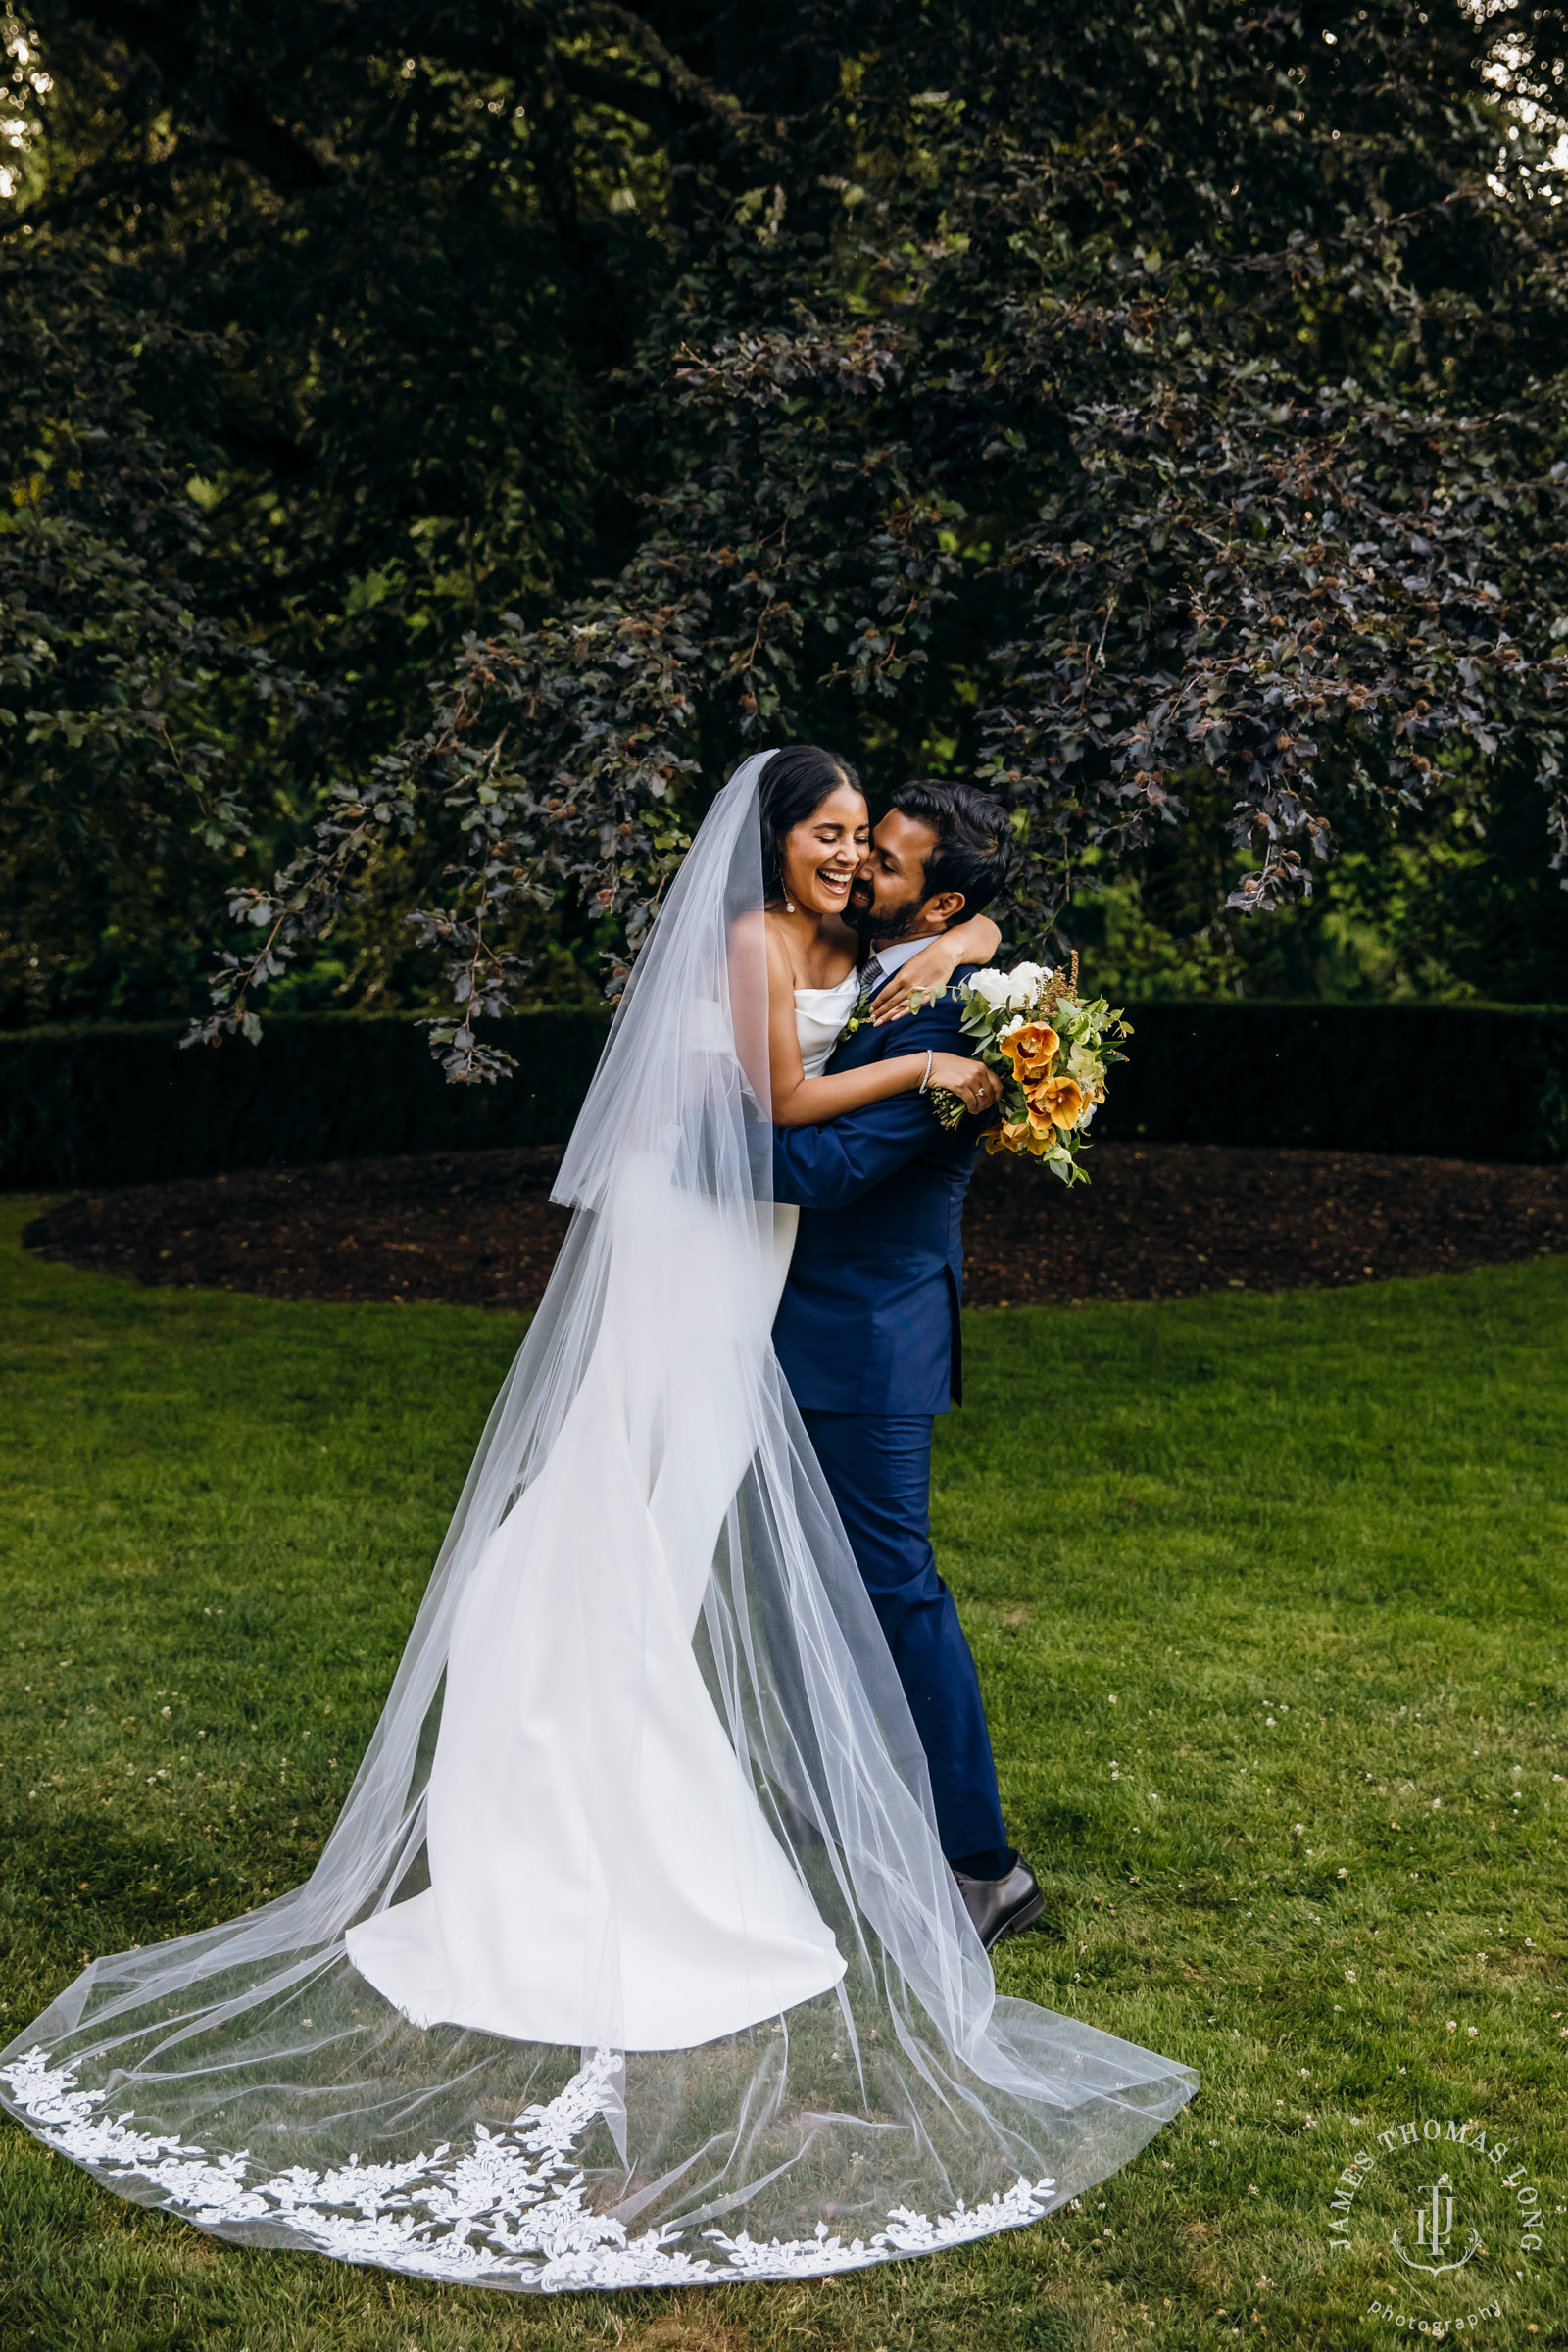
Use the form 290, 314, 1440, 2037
1, 1194, 1563, 2352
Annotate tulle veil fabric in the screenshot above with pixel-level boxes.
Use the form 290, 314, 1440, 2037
0, 753, 1197, 2290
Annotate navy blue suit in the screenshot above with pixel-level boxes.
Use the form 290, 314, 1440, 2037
772, 974, 1009, 1873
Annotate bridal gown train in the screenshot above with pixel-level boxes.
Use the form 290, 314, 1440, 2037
1, 760, 1195, 2292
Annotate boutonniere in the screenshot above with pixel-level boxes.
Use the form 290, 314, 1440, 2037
839, 985, 877, 1042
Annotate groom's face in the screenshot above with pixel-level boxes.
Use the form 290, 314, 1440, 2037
846, 811, 946, 942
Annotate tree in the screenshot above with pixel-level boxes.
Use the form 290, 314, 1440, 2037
2, 0, 719, 1019
6, 2, 1568, 1057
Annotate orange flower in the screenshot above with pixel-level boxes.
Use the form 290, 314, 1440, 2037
1000, 1022, 1058, 1082
985, 1117, 1035, 1156
1033, 1075, 1086, 1131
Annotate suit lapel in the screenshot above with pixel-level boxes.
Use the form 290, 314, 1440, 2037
826, 968, 973, 1076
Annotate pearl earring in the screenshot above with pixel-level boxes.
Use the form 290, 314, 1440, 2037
785, 898, 796, 913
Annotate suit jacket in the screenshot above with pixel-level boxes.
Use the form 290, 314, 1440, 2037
771, 972, 980, 1416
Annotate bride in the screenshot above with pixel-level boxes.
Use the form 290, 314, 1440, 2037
1, 749, 1196, 2293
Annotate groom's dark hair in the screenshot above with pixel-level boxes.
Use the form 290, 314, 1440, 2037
892, 780, 1013, 922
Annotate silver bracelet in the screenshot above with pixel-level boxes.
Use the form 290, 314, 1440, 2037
917, 1050, 934, 1094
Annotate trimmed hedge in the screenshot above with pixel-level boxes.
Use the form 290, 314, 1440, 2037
0, 1010, 614, 1189
2, 1000, 1565, 1191
1093, 1000, 1568, 1164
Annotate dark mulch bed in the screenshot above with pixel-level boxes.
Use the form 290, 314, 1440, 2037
22, 1143, 1568, 1310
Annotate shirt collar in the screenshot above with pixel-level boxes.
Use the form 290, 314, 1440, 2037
866, 932, 941, 981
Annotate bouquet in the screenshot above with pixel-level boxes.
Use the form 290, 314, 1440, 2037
919, 953, 1130, 1184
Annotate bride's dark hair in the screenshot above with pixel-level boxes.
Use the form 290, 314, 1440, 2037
757, 745, 864, 902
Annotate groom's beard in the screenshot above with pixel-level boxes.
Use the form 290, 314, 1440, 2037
845, 883, 927, 947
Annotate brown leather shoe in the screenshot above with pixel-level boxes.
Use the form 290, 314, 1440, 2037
954, 1855, 1046, 1949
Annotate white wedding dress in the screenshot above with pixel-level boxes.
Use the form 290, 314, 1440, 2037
792, 970, 863, 1077
767, 966, 861, 1291
1, 761, 1194, 2293
343, 969, 864, 2050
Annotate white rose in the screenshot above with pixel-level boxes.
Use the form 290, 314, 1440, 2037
1004, 959, 1047, 1008
967, 967, 1012, 1008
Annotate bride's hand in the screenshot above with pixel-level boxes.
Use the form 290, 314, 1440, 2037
870, 935, 967, 1024
925, 1054, 1004, 1116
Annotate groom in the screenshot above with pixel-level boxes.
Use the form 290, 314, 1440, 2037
771, 779, 1044, 1949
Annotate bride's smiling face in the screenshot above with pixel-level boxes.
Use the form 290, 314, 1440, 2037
776, 783, 870, 916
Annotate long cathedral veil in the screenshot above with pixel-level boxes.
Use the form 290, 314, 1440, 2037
0, 753, 1197, 2290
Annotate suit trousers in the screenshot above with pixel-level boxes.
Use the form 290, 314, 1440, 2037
801, 1409, 1008, 1871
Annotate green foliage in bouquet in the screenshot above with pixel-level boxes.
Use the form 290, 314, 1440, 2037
917, 958, 1132, 1183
